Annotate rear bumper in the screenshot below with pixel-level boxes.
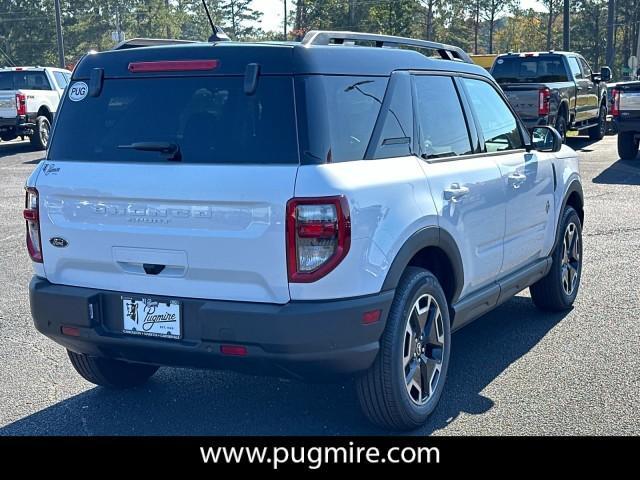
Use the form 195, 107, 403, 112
0, 114, 36, 136
522, 115, 554, 130
613, 117, 640, 135
29, 277, 394, 380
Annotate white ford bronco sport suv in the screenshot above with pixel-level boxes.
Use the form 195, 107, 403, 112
26, 32, 584, 431
0, 67, 72, 149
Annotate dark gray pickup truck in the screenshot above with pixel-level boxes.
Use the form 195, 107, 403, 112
611, 81, 640, 159
491, 52, 611, 141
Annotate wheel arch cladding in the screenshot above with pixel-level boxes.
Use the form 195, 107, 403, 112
564, 180, 584, 226
381, 227, 464, 307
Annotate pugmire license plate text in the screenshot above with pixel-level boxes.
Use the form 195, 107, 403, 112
122, 297, 181, 339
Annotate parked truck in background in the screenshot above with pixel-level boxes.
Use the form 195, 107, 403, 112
0, 67, 72, 150
491, 52, 611, 141
611, 81, 640, 160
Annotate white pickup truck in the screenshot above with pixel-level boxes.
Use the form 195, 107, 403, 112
0, 67, 72, 149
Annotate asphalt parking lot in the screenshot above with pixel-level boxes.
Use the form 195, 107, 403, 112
0, 135, 638, 436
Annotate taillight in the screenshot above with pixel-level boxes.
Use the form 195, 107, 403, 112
538, 87, 551, 116
286, 196, 351, 283
611, 89, 620, 117
23, 187, 42, 263
16, 92, 26, 116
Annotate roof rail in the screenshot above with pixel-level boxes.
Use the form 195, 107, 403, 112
301, 30, 473, 64
113, 38, 198, 50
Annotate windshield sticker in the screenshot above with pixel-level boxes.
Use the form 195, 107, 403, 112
68, 82, 88, 102
496, 59, 504, 64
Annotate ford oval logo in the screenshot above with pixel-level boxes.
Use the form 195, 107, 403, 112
49, 237, 68, 248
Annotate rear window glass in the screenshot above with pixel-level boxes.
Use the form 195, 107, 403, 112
49, 76, 298, 164
492, 56, 569, 84
297, 76, 388, 163
0, 71, 51, 90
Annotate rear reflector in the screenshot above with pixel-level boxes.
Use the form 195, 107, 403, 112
128, 60, 220, 73
61, 326, 80, 337
220, 345, 248, 356
362, 310, 382, 325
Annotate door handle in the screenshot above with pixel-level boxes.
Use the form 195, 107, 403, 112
444, 183, 470, 201
508, 172, 527, 189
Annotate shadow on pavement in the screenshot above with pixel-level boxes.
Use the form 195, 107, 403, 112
592, 156, 640, 185
566, 136, 601, 152
0, 140, 40, 158
1, 296, 568, 436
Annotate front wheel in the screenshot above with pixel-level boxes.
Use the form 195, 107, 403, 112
356, 267, 451, 431
530, 206, 583, 311
67, 350, 159, 388
588, 104, 606, 141
618, 132, 639, 160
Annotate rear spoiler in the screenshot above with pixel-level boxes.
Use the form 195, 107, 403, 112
113, 38, 198, 50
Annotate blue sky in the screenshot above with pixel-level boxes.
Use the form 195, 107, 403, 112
252, 0, 547, 33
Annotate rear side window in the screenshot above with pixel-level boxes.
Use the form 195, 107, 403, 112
491, 56, 569, 84
49, 76, 299, 164
413, 75, 472, 159
461, 78, 523, 152
0, 71, 51, 90
297, 76, 388, 163
53, 71, 69, 89
567, 57, 582, 79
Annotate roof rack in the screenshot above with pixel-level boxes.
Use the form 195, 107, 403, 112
301, 31, 473, 64
113, 38, 198, 50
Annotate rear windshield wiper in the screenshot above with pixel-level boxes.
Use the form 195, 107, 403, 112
117, 142, 182, 161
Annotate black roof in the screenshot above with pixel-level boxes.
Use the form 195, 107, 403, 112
73, 32, 489, 80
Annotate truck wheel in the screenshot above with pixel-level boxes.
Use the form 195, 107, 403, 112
618, 132, 639, 160
67, 350, 159, 388
356, 267, 451, 431
555, 114, 567, 143
588, 104, 606, 141
530, 206, 583, 312
30, 116, 51, 150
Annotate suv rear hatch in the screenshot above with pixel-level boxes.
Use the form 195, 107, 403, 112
37, 48, 299, 304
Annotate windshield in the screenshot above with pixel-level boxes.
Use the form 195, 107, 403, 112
492, 56, 569, 84
48, 76, 299, 164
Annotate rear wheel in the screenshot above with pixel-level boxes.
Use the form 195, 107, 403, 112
555, 113, 568, 143
67, 350, 159, 388
530, 206, 582, 311
356, 267, 451, 431
30, 116, 50, 150
588, 104, 606, 141
618, 132, 639, 160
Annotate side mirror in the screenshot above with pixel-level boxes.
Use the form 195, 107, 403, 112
530, 126, 563, 153
600, 66, 612, 82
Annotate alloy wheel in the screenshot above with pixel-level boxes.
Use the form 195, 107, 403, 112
561, 222, 581, 296
402, 293, 445, 406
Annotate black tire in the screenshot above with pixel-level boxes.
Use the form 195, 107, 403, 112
356, 267, 451, 431
588, 104, 607, 141
67, 350, 159, 388
555, 113, 568, 143
617, 132, 639, 160
30, 116, 51, 150
530, 207, 583, 312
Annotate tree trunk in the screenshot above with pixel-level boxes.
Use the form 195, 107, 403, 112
546, 0, 554, 50
474, 1, 479, 54
348, 0, 356, 30
605, 0, 615, 67
426, 0, 434, 41
489, 9, 496, 54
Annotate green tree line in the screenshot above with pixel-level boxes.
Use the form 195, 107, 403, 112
0, 0, 638, 79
